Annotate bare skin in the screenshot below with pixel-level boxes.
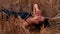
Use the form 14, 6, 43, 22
23, 4, 45, 27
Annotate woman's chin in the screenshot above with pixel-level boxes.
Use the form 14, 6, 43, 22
33, 21, 39, 24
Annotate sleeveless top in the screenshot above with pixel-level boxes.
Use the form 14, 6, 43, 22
2, 9, 32, 20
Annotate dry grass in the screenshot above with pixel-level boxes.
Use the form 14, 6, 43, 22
0, 0, 60, 34
0, 12, 30, 34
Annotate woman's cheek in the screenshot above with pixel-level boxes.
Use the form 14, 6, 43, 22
40, 16, 45, 21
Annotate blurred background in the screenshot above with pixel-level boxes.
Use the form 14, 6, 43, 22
0, 0, 60, 17
0, 0, 60, 34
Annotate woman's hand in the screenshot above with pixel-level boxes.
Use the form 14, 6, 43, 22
23, 4, 45, 27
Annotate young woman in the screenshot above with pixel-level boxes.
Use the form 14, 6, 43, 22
1, 4, 45, 27
23, 4, 45, 27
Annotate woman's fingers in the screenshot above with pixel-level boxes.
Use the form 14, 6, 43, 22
33, 4, 42, 16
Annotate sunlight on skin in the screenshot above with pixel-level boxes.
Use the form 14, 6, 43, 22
33, 4, 41, 16
23, 4, 45, 27
32, 4, 45, 23
26, 4, 45, 24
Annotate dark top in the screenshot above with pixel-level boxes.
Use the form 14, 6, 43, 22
18, 12, 32, 20
1, 9, 32, 20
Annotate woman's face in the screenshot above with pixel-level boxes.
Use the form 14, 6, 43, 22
32, 16, 45, 24
26, 16, 45, 24
25, 15, 45, 27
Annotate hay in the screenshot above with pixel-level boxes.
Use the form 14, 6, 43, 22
0, 12, 30, 34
